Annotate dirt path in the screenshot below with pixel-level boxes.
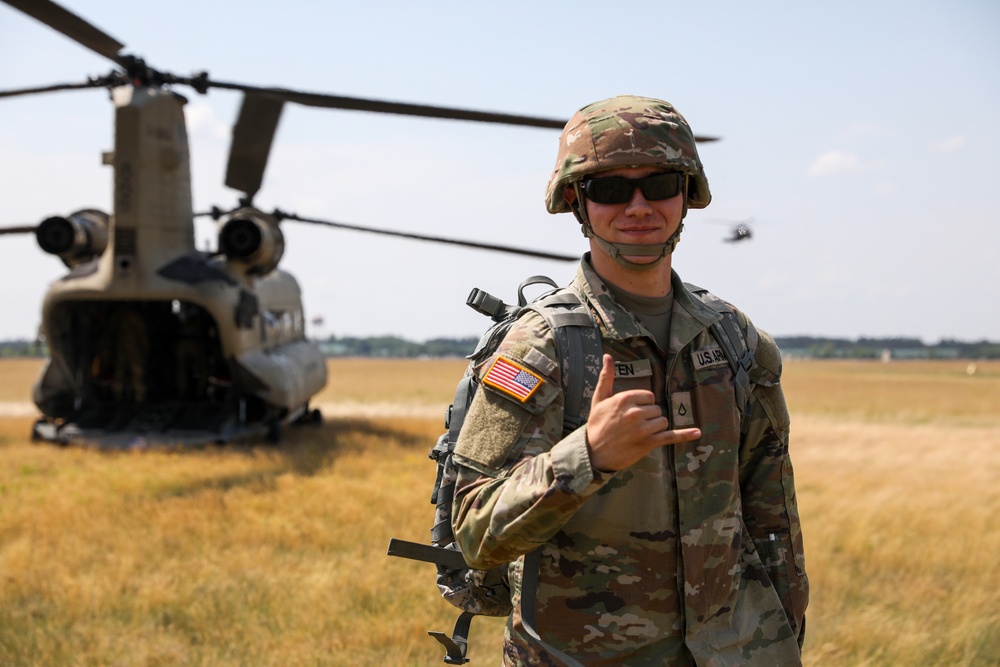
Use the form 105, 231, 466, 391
0, 401, 443, 420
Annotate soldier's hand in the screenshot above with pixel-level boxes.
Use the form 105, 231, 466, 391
585, 354, 701, 472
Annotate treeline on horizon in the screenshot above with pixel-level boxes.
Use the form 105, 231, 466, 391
2, 336, 999, 360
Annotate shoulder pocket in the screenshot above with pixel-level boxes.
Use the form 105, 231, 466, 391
454, 360, 560, 474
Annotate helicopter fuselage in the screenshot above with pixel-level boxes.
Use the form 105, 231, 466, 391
32, 84, 326, 448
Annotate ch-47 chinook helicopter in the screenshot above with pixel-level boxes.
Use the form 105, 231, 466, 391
0, 0, 718, 449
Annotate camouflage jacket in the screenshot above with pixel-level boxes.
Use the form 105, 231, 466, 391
452, 260, 808, 666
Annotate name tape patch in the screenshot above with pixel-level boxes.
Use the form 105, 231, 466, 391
614, 359, 653, 378
483, 357, 544, 402
692, 346, 729, 370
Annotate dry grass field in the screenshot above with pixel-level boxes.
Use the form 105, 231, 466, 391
1, 357, 998, 666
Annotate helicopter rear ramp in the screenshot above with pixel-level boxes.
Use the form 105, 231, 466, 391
31, 401, 270, 449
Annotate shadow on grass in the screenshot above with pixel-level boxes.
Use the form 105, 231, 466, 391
277, 416, 435, 475
148, 415, 439, 500
6, 413, 440, 500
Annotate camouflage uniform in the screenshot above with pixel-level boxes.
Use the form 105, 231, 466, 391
452, 259, 808, 665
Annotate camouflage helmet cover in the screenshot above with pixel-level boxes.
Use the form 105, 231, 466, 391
545, 95, 711, 214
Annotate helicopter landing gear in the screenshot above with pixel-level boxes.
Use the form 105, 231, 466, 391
290, 406, 323, 426
266, 420, 283, 444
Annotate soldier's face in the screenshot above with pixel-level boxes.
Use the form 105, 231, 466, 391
566, 166, 685, 267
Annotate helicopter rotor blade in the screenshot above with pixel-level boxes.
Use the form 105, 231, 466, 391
225, 94, 285, 202
275, 212, 578, 262
207, 81, 721, 141
703, 217, 756, 225
208, 80, 567, 130
1, 0, 128, 67
2, 0, 721, 142
0, 225, 37, 236
0, 80, 109, 99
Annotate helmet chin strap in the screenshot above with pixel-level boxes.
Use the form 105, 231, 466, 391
569, 183, 684, 272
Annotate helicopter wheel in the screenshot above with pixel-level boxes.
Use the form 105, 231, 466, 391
292, 407, 323, 426
266, 420, 283, 444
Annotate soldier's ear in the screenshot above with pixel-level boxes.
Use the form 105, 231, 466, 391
563, 185, 577, 207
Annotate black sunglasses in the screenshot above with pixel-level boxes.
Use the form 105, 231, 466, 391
580, 172, 685, 205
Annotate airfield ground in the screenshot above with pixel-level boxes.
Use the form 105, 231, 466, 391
1, 358, 998, 666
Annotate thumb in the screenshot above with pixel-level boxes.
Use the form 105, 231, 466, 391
591, 354, 615, 405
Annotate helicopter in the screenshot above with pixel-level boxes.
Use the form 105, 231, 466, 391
704, 217, 755, 243
0, 0, 719, 449
725, 222, 753, 243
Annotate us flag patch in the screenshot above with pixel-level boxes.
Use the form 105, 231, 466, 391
483, 357, 544, 402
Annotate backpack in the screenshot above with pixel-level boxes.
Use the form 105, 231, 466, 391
387, 275, 757, 664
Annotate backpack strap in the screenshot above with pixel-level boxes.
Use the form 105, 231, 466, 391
511, 288, 601, 666
428, 610, 475, 665
446, 375, 475, 449
520, 548, 586, 667
525, 288, 603, 435
683, 282, 757, 426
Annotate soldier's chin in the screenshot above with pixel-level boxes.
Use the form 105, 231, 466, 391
622, 254, 660, 264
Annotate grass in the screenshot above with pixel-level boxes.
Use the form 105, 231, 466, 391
781, 359, 1000, 427
1, 358, 998, 665
794, 417, 1000, 665
0, 358, 42, 402
0, 414, 504, 666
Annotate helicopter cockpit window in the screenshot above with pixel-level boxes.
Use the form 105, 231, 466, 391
259, 309, 300, 346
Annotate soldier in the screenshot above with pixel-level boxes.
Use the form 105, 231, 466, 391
451, 95, 808, 665
111, 304, 150, 403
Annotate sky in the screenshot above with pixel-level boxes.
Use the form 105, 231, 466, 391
1, 0, 998, 344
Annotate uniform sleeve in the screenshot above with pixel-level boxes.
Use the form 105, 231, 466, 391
738, 322, 809, 645
451, 311, 609, 570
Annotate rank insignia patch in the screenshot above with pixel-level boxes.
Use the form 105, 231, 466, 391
671, 391, 695, 427
483, 357, 544, 402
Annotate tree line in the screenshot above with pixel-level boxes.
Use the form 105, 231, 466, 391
316, 335, 1000, 359
3, 335, 998, 360
774, 336, 1000, 360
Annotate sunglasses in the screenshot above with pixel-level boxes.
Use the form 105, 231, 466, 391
580, 172, 685, 205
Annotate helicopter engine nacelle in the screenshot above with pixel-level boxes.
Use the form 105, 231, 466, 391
218, 209, 285, 275
36, 209, 110, 268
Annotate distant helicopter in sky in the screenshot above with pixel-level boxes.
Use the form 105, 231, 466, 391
706, 217, 756, 243
725, 220, 753, 243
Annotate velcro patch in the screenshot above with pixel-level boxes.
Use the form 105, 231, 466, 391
455, 389, 532, 472
692, 346, 728, 370
483, 357, 544, 402
614, 359, 652, 378
671, 391, 696, 427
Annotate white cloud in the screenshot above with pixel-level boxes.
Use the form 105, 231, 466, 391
833, 121, 890, 144
809, 121, 894, 178
184, 103, 230, 141
807, 150, 890, 177
808, 150, 864, 176
930, 134, 967, 152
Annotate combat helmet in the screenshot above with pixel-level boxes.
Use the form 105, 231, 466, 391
545, 95, 711, 267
